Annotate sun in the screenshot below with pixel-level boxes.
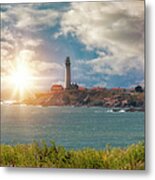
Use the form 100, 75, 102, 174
10, 59, 34, 100
11, 65, 31, 89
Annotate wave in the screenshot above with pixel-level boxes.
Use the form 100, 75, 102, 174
106, 109, 126, 113
118, 109, 125, 113
106, 109, 114, 113
2, 100, 16, 105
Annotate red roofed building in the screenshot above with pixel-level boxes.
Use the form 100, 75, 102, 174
92, 87, 105, 91
51, 84, 64, 93
112, 88, 121, 91
111, 88, 125, 92
78, 86, 86, 91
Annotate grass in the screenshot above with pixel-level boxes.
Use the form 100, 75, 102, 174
0, 141, 145, 169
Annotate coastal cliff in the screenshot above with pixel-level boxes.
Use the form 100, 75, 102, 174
23, 88, 144, 110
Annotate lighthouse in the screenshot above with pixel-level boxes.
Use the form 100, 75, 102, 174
65, 57, 71, 89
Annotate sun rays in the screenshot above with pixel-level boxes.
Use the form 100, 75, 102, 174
4, 56, 36, 101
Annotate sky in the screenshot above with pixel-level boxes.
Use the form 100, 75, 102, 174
1, 1, 144, 92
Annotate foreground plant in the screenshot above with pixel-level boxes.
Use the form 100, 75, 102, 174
0, 141, 144, 170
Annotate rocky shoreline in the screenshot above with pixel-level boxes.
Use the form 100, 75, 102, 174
21, 89, 144, 111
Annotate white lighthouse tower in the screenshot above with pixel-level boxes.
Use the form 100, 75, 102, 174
65, 57, 71, 89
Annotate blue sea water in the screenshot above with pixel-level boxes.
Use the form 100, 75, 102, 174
1, 104, 144, 149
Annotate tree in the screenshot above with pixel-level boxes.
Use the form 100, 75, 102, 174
135, 85, 143, 93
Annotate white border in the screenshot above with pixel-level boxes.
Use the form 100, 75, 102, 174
1, 0, 155, 180
0, 0, 116, 3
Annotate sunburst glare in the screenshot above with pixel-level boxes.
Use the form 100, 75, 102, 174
9, 59, 35, 100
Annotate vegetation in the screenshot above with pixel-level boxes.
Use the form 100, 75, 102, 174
22, 87, 145, 109
0, 141, 144, 169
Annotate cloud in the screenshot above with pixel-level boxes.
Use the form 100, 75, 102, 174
1, 2, 144, 89
1, 29, 16, 61
58, 1, 144, 77
30, 60, 64, 90
33, 61, 63, 73
25, 39, 43, 48
1, 3, 68, 90
1, 4, 61, 31
86, 53, 144, 76
1, 28, 43, 62
17, 49, 35, 61
1, 28, 15, 43
1, 47, 64, 90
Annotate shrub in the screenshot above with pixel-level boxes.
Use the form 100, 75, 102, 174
0, 141, 144, 169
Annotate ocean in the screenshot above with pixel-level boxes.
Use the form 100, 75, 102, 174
1, 104, 144, 149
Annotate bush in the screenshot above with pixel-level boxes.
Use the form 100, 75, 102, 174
0, 141, 144, 169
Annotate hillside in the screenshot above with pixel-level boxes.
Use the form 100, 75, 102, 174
23, 88, 145, 110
